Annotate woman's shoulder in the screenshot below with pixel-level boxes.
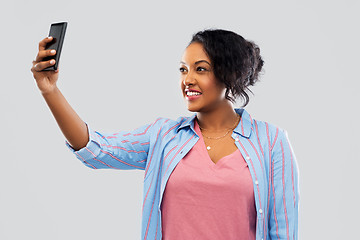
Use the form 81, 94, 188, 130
250, 116, 287, 142
142, 115, 194, 142
149, 115, 193, 130
252, 118, 283, 132
236, 108, 285, 137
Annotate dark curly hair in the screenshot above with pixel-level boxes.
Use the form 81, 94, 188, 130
189, 29, 264, 107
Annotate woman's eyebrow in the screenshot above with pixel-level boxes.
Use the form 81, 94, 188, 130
195, 60, 211, 65
180, 60, 211, 65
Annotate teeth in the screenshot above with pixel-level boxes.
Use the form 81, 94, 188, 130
186, 91, 201, 96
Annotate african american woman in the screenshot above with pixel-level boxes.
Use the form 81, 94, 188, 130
31, 29, 299, 240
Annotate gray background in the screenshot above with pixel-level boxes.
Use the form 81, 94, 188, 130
1, 0, 359, 239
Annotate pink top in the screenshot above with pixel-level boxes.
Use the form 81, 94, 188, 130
160, 119, 256, 240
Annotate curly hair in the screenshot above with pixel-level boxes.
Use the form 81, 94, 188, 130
189, 29, 264, 107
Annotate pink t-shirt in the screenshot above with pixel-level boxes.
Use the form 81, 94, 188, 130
161, 119, 256, 240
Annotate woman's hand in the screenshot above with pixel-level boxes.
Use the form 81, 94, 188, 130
31, 36, 59, 94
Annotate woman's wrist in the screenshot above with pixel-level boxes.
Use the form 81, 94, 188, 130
41, 85, 59, 97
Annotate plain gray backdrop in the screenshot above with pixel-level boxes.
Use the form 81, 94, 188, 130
1, 0, 359, 239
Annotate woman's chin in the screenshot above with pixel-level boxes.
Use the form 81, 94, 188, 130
186, 104, 205, 113
186, 104, 200, 112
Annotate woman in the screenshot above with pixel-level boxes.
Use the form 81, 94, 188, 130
31, 29, 299, 240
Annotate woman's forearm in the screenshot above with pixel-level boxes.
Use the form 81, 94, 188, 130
42, 86, 89, 151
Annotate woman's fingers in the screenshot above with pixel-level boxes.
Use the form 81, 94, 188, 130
31, 59, 56, 72
35, 49, 56, 62
32, 36, 57, 72
39, 36, 54, 51
31, 36, 60, 75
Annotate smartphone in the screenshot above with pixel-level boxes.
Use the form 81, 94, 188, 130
42, 22, 67, 71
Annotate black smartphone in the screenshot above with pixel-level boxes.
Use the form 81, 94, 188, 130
42, 22, 67, 71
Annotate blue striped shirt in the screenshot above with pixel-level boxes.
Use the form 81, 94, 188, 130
66, 108, 299, 240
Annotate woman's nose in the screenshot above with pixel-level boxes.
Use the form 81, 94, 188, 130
183, 71, 196, 86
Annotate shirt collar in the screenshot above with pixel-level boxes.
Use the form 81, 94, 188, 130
177, 108, 253, 138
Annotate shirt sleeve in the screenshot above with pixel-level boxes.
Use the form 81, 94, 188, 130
65, 121, 155, 170
268, 129, 300, 240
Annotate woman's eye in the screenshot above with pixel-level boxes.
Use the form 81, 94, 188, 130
179, 67, 187, 73
197, 67, 207, 72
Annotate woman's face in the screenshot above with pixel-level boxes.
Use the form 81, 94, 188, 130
180, 42, 227, 113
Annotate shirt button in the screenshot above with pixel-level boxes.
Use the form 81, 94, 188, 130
259, 209, 263, 214
255, 180, 259, 185
245, 156, 250, 160
234, 137, 239, 142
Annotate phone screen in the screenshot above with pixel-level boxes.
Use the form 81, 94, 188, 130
43, 22, 67, 71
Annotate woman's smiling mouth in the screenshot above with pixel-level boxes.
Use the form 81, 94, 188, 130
185, 89, 202, 100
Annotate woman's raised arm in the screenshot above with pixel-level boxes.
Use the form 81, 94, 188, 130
31, 36, 88, 151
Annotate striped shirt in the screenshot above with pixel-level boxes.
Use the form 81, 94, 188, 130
66, 108, 300, 240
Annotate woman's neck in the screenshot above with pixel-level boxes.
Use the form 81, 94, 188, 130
196, 102, 239, 131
